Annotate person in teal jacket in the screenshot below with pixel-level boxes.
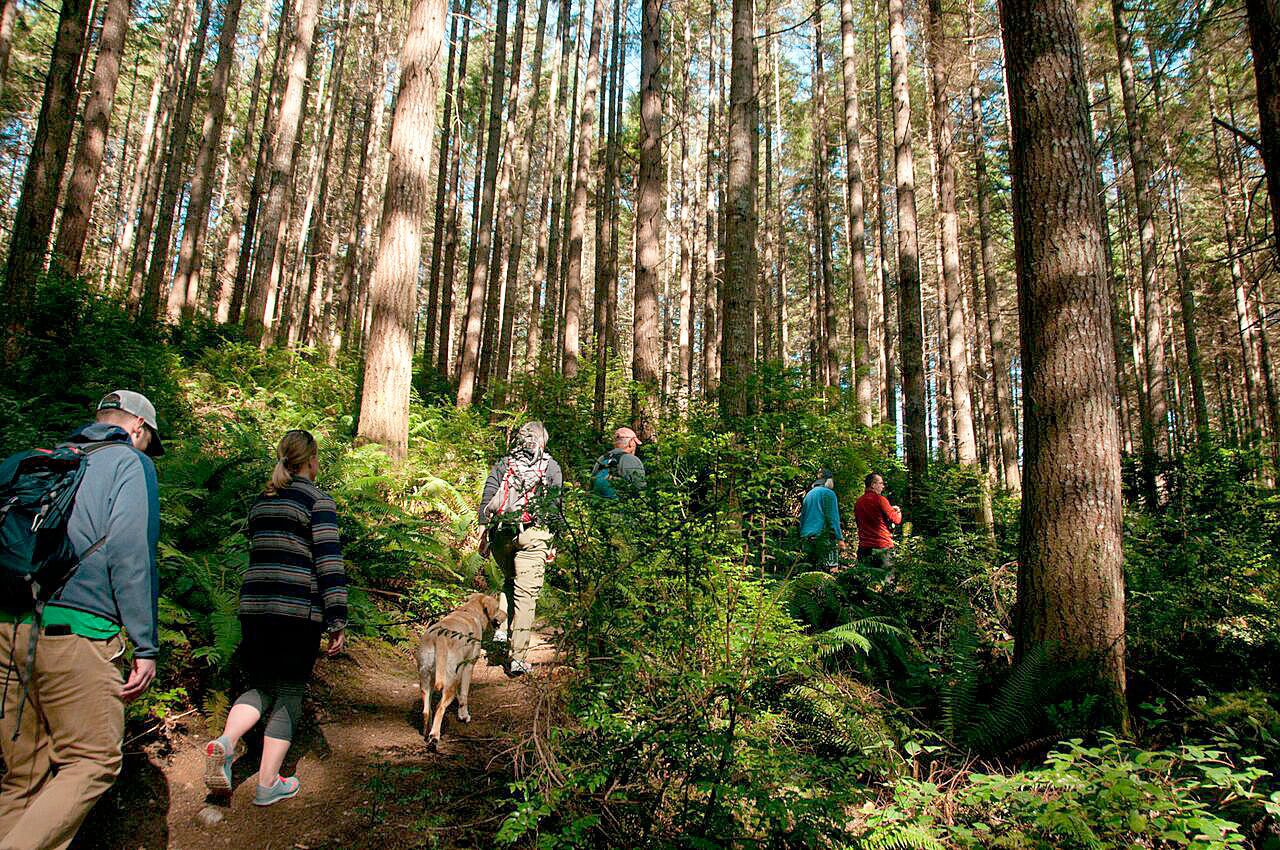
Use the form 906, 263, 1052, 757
799, 469, 846, 569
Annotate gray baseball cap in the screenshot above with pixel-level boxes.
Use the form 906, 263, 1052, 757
97, 390, 165, 457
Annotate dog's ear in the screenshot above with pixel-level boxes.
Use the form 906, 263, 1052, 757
483, 594, 500, 620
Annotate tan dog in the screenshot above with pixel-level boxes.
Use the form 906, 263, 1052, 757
416, 592, 502, 746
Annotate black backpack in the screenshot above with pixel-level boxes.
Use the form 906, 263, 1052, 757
0, 440, 113, 733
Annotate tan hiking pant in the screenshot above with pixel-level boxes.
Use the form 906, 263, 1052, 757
492, 526, 555, 662
0, 625, 126, 850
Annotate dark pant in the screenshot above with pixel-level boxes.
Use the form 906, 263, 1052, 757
802, 535, 839, 569
857, 546, 894, 577
234, 617, 322, 743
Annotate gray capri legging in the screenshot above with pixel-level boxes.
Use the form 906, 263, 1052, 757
233, 682, 306, 741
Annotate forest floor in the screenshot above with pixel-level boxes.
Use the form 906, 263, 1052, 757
74, 634, 560, 850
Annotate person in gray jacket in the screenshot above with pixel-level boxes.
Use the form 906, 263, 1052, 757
0, 390, 162, 850
479, 422, 562, 677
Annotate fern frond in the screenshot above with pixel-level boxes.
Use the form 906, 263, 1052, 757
966, 643, 1048, 753
203, 690, 230, 737
857, 823, 946, 850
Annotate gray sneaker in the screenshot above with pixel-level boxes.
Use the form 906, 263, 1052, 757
203, 737, 233, 793
507, 658, 532, 677
253, 776, 300, 806
493, 627, 508, 644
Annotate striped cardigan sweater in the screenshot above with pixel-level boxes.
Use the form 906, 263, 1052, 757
241, 477, 348, 630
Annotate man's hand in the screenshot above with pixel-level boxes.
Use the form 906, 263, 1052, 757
121, 658, 156, 702
326, 629, 346, 656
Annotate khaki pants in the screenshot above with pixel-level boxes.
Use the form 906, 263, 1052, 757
0, 625, 126, 850
491, 526, 555, 662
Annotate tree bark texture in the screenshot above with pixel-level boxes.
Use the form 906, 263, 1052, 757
1246, 0, 1280, 260
840, 0, 872, 424
2, 0, 92, 357
720, 0, 757, 417
53, 0, 130, 278
1002, 0, 1127, 709
357, 0, 448, 459
888, 0, 927, 491
633, 0, 662, 437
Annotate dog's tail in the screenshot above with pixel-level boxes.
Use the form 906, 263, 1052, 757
432, 635, 447, 693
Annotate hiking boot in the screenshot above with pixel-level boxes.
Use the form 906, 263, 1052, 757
506, 658, 531, 677
493, 627, 508, 644
203, 737, 234, 794
253, 775, 301, 806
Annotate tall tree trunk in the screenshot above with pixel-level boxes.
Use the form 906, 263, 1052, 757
1245, 0, 1280, 260
243, 0, 323, 343
720, 0, 756, 416
340, 11, 384, 351
357, 0, 448, 459
455, 0, 511, 405
888, 0, 927, 492
433, 5, 473, 374
171, 0, 246, 318
143, 0, 211, 320
1, 0, 92, 356
479, 0, 528, 391
924, 0, 977, 469
633, 0, 663, 437
1110, 0, 1167, 501
812, 9, 838, 389
771, 20, 787, 366
558, 0, 606, 381
1002, 0, 1126, 715
420, 0, 464, 374
967, 2, 1018, 491
702, 6, 720, 395
53, 0, 129, 278
298, 0, 355, 344
840, 0, 871, 423
0, 0, 19, 104
498, 0, 551, 388
527, 0, 573, 370
873, 6, 895, 429
231, 0, 292, 323
213, 0, 273, 322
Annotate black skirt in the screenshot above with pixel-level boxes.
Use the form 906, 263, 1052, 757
238, 615, 324, 685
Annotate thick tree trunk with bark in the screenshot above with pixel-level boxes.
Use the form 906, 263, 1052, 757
924, 0, 977, 468
888, 0, 927, 492
53, 0, 130, 278
702, 9, 720, 394
720, 0, 756, 416
840, 0, 871, 423
171, 0, 246, 318
1002, 0, 1127, 714
455, 0, 510, 404
357, 0, 448, 459
632, 0, 662, 436
2, 0, 93, 355
243, 0, 322, 343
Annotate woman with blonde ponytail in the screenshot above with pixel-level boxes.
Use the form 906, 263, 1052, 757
203, 430, 348, 807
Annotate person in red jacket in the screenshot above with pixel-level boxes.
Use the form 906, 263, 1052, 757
854, 473, 902, 574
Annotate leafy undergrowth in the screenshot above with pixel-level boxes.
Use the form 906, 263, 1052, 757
6, 278, 1280, 848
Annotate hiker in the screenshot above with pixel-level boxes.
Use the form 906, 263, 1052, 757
0, 390, 163, 850
590, 426, 647, 498
480, 422, 563, 677
799, 469, 846, 569
854, 473, 902, 576
204, 429, 347, 806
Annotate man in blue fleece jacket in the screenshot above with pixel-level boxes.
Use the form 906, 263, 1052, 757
0, 390, 162, 850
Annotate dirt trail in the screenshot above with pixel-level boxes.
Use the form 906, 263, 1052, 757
74, 635, 559, 850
